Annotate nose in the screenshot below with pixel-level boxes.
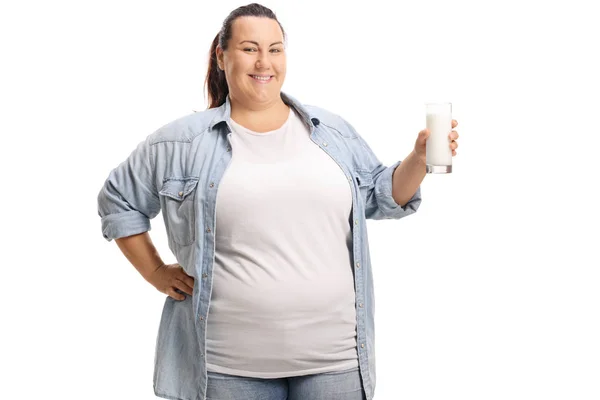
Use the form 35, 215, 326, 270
255, 50, 271, 69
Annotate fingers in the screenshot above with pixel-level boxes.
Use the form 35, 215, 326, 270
162, 264, 195, 300
174, 278, 194, 297
452, 119, 458, 128
175, 265, 194, 295
448, 129, 459, 155
167, 287, 186, 301
180, 274, 195, 290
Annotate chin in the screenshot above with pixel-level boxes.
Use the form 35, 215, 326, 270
251, 91, 279, 102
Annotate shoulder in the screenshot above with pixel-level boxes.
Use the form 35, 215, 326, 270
302, 104, 358, 139
147, 108, 221, 145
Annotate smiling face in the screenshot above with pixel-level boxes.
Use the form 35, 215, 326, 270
216, 16, 286, 108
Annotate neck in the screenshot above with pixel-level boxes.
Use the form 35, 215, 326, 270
229, 93, 290, 133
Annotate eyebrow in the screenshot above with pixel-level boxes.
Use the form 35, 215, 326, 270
239, 40, 283, 47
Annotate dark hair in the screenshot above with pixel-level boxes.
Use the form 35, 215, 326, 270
204, 3, 286, 109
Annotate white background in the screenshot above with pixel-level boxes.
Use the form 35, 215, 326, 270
1, 0, 599, 399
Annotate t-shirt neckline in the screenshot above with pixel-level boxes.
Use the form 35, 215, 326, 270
230, 108, 293, 136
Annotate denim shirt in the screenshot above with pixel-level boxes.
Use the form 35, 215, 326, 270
97, 92, 422, 400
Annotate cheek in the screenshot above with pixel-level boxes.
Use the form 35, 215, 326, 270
229, 65, 247, 83
272, 57, 285, 73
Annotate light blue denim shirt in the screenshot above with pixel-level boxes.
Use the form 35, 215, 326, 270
97, 92, 421, 400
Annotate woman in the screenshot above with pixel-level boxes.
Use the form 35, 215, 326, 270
97, 3, 459, 400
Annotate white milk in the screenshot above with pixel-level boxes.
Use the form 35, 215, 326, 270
426, 110, 452, 167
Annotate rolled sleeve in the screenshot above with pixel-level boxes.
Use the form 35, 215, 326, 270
374, 160, 422, 219
97, 137, 160, 242
100, 210, 152, 242
341, 117, 422, 220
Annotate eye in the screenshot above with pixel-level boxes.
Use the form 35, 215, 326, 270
244, 48, 257, 52
270, 48, 282, 53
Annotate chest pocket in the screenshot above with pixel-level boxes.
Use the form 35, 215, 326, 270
159, 177, 199, 246
354, 169, 374, 204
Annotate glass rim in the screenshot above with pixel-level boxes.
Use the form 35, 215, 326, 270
425, 102, 452, 106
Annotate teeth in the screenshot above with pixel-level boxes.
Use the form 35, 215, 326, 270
252, 75, 271, 81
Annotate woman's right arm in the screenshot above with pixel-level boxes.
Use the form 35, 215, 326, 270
116, 232, 194, 300
98, 137, 193, 300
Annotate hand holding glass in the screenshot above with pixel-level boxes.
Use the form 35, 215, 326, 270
425, 103, 452, 174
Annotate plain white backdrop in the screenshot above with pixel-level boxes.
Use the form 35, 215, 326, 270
1, 0, 599, 399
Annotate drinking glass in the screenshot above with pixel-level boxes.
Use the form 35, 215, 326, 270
425, 102, 453, 174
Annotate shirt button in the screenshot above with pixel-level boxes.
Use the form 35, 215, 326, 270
202, 273, 208, 278
355, 219, 358, 225
361, 343, 365, 348
209, 182, 215, 188
323, 142, 328, 147
226, 146, 231, 152
356, 262, 360, 268
178, 191, 184, 197
206, 227, 211, 233
347, 176, 352, 182
199, 315, 204, 320
359, 303, 364, 308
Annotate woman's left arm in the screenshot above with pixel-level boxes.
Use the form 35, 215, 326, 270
391, 150, 427, 207
392, 120, 459, 207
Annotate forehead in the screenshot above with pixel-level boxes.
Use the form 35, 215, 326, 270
231, 16, 283, 43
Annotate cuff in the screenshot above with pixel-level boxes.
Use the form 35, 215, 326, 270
101, 210, 151, 241
374, 160, 422, 219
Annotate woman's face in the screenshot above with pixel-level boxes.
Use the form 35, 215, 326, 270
217, 16, 286, 107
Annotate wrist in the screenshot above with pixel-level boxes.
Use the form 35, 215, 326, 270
144, 262, 165, 282
412, 149, 426, 165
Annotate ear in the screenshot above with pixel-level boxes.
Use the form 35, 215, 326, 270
215, 46, 224, 70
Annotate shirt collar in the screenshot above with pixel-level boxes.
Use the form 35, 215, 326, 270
208, 91, 320, 132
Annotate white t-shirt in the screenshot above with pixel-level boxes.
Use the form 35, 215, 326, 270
206, 107, 359, 378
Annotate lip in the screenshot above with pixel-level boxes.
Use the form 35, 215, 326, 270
249, 74, 274, 83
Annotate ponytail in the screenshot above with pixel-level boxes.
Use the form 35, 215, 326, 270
204, 33, 229, 109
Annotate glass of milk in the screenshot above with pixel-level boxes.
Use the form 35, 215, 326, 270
425, 102, 453, 174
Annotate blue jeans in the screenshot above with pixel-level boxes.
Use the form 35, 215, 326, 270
206, 366, 366, 400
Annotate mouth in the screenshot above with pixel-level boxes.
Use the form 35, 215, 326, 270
249, 74, 274, 83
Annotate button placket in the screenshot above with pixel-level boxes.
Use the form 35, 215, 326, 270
206, 180, 215, 235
